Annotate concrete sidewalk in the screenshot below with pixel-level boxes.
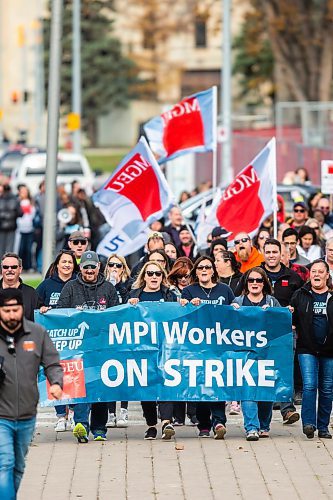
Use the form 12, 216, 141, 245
19, 407, 333, 500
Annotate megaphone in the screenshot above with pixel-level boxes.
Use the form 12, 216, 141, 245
57, 208, 72, 224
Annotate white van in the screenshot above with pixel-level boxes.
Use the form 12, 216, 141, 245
10, 152, 96, 195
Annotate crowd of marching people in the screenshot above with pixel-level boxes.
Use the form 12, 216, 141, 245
2, 189, 333, 444
2, 183, 333, 499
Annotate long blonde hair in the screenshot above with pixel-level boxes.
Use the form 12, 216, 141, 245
104, 254, 131, 283
132, 261, 169, 289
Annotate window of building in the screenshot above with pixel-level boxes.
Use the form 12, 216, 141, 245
195, 17, 207, 48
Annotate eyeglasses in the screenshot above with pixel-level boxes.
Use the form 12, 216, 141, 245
197, 265, 213, 271
81, 264, 98, 270
294, 209, 305, 213
71, 239, 87, 245
176, 274, 190, 280
248, 277, 264, 283
146, 270, 162, 277
6, 336, 15, 355
310, 226, 319, 230
234, 237, 249, 245
2, 265, 19, 270
207, 239, 212, 244
108, 262, 123, 269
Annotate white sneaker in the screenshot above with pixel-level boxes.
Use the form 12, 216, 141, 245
68, 409, 75, 430
116, 408, 128, 428
106, 413, 117, 428
55, 416, 66, 432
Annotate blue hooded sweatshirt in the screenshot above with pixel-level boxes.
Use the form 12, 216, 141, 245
36, 272, 76, 307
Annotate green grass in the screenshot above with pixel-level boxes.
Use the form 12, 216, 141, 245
23, 278, 41, 289
86, 153, 125, 174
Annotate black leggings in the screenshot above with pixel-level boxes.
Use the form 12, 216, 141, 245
141, 402, 173, 426
107, 402, 128, 413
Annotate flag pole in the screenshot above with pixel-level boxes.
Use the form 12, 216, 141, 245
272, 137, 278, 238
212, 85, 218, 192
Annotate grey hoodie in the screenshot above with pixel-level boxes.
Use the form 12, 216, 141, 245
57, 272, 119, 310
0, 318, 63, 420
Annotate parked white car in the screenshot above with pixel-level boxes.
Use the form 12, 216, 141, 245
10, 152, 96, 195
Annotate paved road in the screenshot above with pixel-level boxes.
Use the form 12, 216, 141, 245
18, 405, 333, 500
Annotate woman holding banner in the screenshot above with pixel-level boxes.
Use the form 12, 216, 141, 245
37, 250, 79, 433
104, 254, 131, 428
180, 256, 234, 439
128, 261, 178, 440
291, 259, 333, 439
232, 267, 280, 441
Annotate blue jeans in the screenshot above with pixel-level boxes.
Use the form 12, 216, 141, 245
241, 401, 273, 433
74, 403, 108, 435
298, 354, 333, 431
0, 417, 36, 500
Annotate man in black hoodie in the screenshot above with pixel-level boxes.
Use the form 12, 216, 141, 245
57, 250, 119, 442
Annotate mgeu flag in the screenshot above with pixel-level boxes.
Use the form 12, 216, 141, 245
93, 137, 175, 256
144, 88, 215, 164
197, 138, 276, 247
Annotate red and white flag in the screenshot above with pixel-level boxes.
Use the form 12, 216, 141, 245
144, 88, 215, 164
93, 137, 175, 257
197, 138, 276, 247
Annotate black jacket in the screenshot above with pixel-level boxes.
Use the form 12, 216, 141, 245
261, 263, 303, 307
129, 284, 177, 302
0, 191, 22, 231
57, 273, 119, 310
290, 282, 333, 357
0, 280, 41, 321
219, 271, 243, 296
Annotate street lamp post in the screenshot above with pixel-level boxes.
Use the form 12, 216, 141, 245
221, 0, 233, 184
42, 0, 64, 275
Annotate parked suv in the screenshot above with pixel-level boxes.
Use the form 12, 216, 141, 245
10, 152, 96, 195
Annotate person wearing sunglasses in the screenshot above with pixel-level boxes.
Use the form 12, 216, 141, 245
233, 232, 264, 273
67, 231, 89, 261
168, 257, 193, 299
104, 254, 131, 429
105, 254, 131, 304
129, 262, 177, 440
291, 202, 308, 232
57, 251, 119, 444
0, 252, 41, 321
180, 256, 234, 439
232, 267, 280, 441
148, 249, 171, 274
167, 257, 198, 426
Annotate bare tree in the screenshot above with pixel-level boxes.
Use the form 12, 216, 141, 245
259, 0, 333, 102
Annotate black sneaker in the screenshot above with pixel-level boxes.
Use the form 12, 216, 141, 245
198, 429, 210, 438
318, 431, 332, 439
161, 422, 175, 440
188, 415, 199, 426
303, 424, 315, 439
144, 427, 157, 440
